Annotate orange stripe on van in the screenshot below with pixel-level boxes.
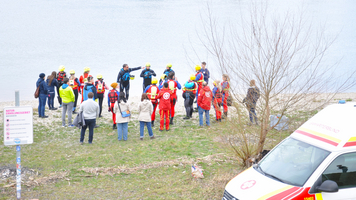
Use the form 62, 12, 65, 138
295, 129, 339, 146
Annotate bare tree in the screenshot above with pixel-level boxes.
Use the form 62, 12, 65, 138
199, 1, 356, 157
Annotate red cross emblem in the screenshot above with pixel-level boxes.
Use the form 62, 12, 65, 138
240, 180, 256, 190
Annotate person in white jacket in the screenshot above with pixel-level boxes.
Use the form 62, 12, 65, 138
113, 92, 131, 141
138, 93, 155, 140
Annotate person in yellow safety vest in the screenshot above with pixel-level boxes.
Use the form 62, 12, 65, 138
194, 65, 204, 111
95, 74, 110, 118
221, 74, 230, 118
144, 78, 160, 127
182, 74, 198, 119
68, 70, 81, 114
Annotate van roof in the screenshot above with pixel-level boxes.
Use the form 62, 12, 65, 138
291, 103, 356, 151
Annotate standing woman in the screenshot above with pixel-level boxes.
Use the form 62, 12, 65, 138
69, 70, 81, 114
114, 92, 131, 141
95, 74, 109, 117
36, 73, 49, 118
244, 80, 260, 125
46, 71, 58, 110
138, 93, 155, 140
221, 74, 230, 118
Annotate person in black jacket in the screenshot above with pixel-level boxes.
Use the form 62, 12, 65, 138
140, 63, 156, 91
117, 64, 144, 100
36, 73, 49, 118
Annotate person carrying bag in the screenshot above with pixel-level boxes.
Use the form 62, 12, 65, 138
113, 92, 131, 141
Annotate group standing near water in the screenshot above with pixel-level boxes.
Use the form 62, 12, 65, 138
35, 62, 260, 144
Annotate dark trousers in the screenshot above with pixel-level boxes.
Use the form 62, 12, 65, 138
73, 89, 79, 110
184, 93, 194, 117
57, 83, 63, 105
47, 92, 55, 109
97, 93, 104, 116
120, 83, 130, 100
80, 119, 96, 143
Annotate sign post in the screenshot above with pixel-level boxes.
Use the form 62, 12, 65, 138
3, 91, 33, 199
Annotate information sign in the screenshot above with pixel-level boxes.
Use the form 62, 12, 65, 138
3, 106, 33, 145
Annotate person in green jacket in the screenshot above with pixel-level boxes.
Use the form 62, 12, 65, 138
59, 77, 75, 127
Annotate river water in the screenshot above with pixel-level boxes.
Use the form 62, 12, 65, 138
1, 0, 355, 102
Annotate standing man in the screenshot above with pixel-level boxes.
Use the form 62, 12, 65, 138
59, 78, 75, 127
166, 72, 181, 125
57, 65, 67, 108
140, 62, 156, 91
36, 73, 49, 118
163, 63, 174, 80
108, 83, 120, 129
197, 82, 212, 127
95, 74, 109, 117
68, 70, 81, 114
200, 62, 210, 84
182, 75, 197, 119
144, 78, 160, 127
194, 65, 204, 111
79, 92, 99, 144
157, 82, 172, 131
117, 64, 144, 100
221, 74, 230, 118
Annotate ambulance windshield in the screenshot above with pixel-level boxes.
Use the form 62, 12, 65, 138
258, 137, 330, 187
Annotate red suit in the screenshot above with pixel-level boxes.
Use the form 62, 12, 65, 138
198, 86, 212, 111
221, 81, 230, 113
146, 84, 160, 121
108, 89, 119, 125
157, 88, 172, 130
167, 79, 178, 118
213, 87, 223, 120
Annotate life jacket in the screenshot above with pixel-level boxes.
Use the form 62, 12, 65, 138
167, 79, 177, 93
80, 73, 90, 85
147, 85, 159, 102
215, 87, 222, 99
83, 85, 95, 101
95, 80, 106, 94
57, 72, 66, 83
164, 69, 173, 78
121, 69, 131, 82
69, 78, 79, 90
221, 81, 230, 93
108, 89, 118, 103
195, 72, 204, 83
143, 70, 152, 79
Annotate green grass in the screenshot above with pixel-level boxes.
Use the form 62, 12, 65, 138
0, 112, 241, 199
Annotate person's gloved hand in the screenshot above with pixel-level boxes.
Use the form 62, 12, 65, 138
108, 107, 111, 112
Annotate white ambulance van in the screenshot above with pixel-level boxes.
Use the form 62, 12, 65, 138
222, 103, 356, 200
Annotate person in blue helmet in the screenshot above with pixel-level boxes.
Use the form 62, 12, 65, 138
140, 62, 156, 91
117, 64, 144, 100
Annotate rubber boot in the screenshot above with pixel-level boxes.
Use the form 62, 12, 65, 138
113, 124, 117, 130
151, 120, 154, 127
170, 117, 174, 125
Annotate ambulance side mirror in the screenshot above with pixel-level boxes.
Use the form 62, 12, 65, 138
316, 180, 339, 193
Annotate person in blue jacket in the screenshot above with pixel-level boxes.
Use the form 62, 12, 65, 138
117, 64, 144, 100
140, 62, 156, 91
36, 73, 49, 118
83, 76, 97, 101
200, 62, 210, 84
46, 71, 59, 110
161, 63, 174, 84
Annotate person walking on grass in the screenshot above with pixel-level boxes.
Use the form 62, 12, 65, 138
46, 71, 59, 110
197, 81, 212, 127
138, 93, 155, 140
243, 80, 260, 125
114, 92, 131, 141
36, 73, 49, 118
157, 82, 172, 131
59, 78, 75, 127
79, 92, 99, 144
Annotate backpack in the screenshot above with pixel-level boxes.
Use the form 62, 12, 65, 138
34, 85, 40, 98
57, 72, 66, 83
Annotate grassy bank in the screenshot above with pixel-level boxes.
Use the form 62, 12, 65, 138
0, 109, 244, 199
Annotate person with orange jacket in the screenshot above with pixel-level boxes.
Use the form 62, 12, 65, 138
197, 81, 212, 127
194, 65, 204, 111
212, 80, 223, 122
182, 75, 197, 119
108, 83, 120, 129
68, 70, 81, 114
95, 74, 109, 117
221, 74, 230, 118
144, 78, 160, 127
166, 72, 181, 125
79, 67, 92, 102
156, 82, 172, 131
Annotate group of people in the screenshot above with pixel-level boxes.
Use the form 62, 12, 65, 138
36, 62, 260, 144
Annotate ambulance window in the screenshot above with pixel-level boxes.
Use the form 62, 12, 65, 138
258, 137, 330, 187
321, 152, 356, 189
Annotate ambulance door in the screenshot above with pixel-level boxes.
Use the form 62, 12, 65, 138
317, 152, 356, 200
